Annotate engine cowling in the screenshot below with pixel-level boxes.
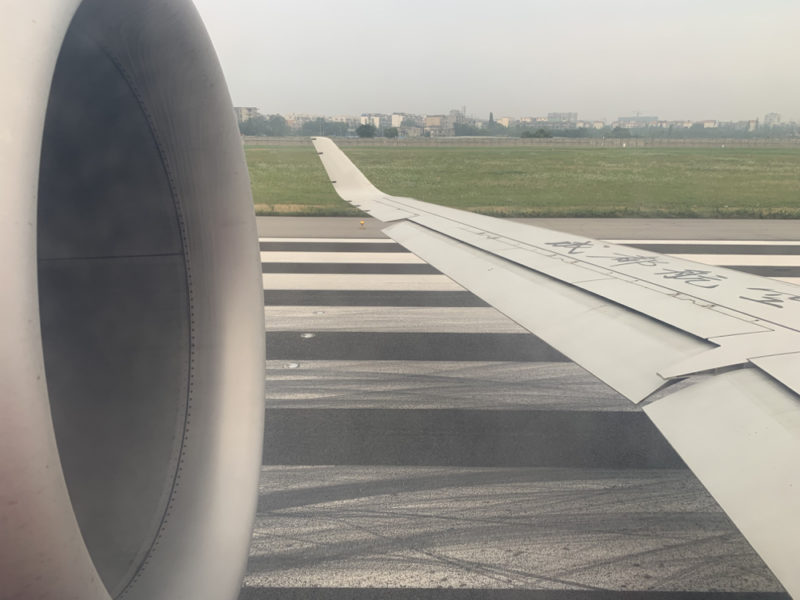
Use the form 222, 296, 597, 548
0, 1, 265, 598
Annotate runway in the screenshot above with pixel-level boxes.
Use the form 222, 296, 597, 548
242, 217, 794, 599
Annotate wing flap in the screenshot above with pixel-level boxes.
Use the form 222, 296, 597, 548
644, 368, 800, 595
752, 351, 800, 395
577, 277, 766, 339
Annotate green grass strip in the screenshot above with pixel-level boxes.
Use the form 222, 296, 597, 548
247, 144, 800, 218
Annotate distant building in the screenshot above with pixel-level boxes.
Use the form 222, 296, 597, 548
393, 113, 422, 128
617, 115, 658, 128
547, 112, 578, 124
718, 120, 759, 132
497, 117, 513, 128
424, 115, 446, 128
233, 107, 259, 123
424, 114, 454, 136
449, 108, 466, 125
328, 115, 359, 134
764, 112, 781, 127
648, 120, 694, 129
285, 113, 319, 130
360, 113, 389, 129
399, 126, 423, 137
656, 120, 693, 129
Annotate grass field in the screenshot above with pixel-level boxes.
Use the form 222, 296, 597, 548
246, 144, 800, 218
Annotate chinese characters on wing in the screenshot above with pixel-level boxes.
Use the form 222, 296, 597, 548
740, 288, 800, 309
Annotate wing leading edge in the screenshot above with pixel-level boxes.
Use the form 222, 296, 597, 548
312, 136, 800, 596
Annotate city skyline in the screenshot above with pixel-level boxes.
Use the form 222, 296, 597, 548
239, 107, 786, 126
193, 0, 800, 123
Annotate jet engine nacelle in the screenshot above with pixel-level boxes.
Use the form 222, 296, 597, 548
0, 1, 265, 599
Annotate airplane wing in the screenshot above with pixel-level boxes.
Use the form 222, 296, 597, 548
312, 136, 800, 597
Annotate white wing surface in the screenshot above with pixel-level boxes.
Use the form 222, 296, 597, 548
312, 136, 800, 596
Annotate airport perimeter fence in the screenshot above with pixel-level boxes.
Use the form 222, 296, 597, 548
243, 135, 800, 149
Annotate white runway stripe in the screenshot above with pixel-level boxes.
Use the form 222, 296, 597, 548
264, 360, 630, 411
607, 239, 800, 246
262, 238, 800, 246
670, 254, 800, 267
261, 251, 424, 264
265, 306, 526, 333
262, 273, 464, 291
263, 238, 800, 247
259, 237, 393, 243
260, 238, 800, 287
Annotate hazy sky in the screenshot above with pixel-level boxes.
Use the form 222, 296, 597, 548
193, 0, 799, 122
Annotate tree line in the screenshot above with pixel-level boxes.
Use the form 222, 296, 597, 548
240, 113, 799, 140
238, 115, 395, 138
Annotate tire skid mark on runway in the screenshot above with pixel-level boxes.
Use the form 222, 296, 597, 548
246, 234, 790, 595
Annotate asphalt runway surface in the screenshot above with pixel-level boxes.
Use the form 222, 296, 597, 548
241, 217, 797, 599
